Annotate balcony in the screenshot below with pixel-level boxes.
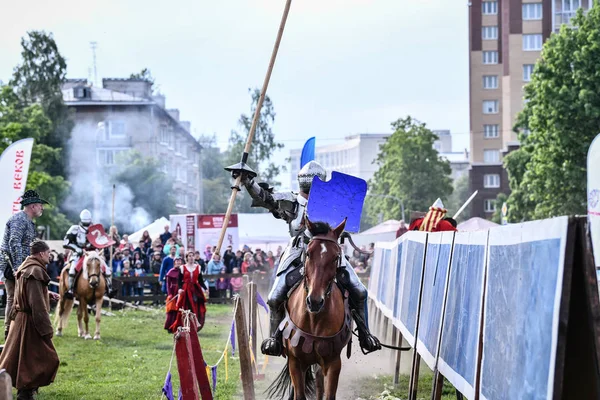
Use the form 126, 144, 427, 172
554, 6, 591, 31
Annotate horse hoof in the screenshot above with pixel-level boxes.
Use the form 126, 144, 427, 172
93, 335, 101, 340
84, 334, 92, 340
55, 330, 62, 337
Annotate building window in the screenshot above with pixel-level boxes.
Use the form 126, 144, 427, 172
484, 124, 500, 138
484, 174, 501, 188
104, 121, 126, 139
484, 149, 501, 163
482, 1, 498, 15
482, 26, 499, 40
482, 51, 499, 64
483, 75, 498, 89
523, 3, 543, 20
96, 149, 128, 166
563, 0, 581, 12
483, 100, 499, 114
484, 199, 497, 213
523, 34, 543, 51
523, 64, 534, 82
159, 126, 169, 144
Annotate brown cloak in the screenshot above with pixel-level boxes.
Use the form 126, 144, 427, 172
0, 256, 59, 390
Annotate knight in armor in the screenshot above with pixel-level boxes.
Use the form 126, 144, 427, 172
233, 160, 381, 356
63, 210, 114, 299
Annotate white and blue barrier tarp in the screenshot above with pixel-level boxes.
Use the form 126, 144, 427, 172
416, 231, 455, 371
438, 230, 488, 400
479, 216, 568, 400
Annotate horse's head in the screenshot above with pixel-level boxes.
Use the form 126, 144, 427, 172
85, 251, 103, 289
303, 217, 346, 314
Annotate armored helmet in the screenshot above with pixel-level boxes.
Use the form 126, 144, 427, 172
297, 160, 326, 194
80, 209, 92, 227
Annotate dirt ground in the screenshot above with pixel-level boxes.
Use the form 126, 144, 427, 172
249, 301, 414, 400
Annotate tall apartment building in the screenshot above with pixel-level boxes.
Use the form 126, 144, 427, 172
288, 132, 468, 191
469, 0, 591, 218
62, 78, 202, 217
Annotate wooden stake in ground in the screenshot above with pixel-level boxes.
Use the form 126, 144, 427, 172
215, 0, 293, 255
234, 295, 256, 400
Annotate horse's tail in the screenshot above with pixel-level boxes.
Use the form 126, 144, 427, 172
265, 362, 315, 400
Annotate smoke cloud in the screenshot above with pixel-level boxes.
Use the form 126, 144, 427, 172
63, 119, 152, 234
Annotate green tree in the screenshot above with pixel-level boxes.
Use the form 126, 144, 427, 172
446, 174, 471, 223
365, 116, 453, 225
0, 85, 71, 238
112, 151, 176, 232
8, 30, 73, 237
505, 7, 600, 220
226, 88, 285, 213
10, 31, 72, 178
198, 134, 230, 214
491, 192, 508, 224
129, 68, 155, 86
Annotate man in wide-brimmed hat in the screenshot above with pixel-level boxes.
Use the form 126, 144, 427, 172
0, 189, 49, 339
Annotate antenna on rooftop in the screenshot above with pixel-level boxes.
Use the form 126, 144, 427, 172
90, 41, 98, 86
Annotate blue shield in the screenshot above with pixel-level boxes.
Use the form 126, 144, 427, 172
306, 171, 367, 233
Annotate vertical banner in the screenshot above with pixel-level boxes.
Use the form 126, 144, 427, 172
186, 215, 196, 252
588, 133, 600, 267
0, 138, 35, 241
197, 214, 239, 253
170, 214, 188, 252
300, 137, 315, 168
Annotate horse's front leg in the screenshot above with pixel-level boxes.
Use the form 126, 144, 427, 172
315, 364, 325, 400
82, 299, 92, 340
288, 355, 307, 400
93, 296, 102, 340
323, 357, 342, 400
77, 299, 85, 338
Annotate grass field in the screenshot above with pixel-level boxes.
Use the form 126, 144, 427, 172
30, 304, 241, 400
6, 302, 463, 400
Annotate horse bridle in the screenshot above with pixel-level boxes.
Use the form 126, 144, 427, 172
303, 235, 342, 299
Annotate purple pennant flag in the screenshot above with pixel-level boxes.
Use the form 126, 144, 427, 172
256, 292, 269, 314
230, 320, 236, 356
212, 366, 218, 391
162, 372, 174, 400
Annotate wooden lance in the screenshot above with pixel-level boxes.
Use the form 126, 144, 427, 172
215, 0, 293, 255
109, 184, 116, 267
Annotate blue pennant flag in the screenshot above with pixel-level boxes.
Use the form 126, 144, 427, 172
300, 137, 316, 168
162, 372, 174, 400
230, 320, 236, 356
178, 387, 182, 400
256, 292, 269, 314
212, 366, 218, 390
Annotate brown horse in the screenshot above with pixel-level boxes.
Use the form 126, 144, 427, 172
55, 251, 106, 340
267, 218, 352, 400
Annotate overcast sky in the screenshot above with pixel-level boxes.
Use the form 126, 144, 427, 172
0, 0, 469, 186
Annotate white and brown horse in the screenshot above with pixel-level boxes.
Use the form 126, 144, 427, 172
55, 251, 106, 340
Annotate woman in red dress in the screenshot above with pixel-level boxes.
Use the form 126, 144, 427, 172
164, 252, 207, 333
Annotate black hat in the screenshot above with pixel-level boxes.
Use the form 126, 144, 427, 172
20, 190, 50, 207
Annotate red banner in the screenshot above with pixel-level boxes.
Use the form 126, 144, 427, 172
197, 214, 238, 229
186, 215, 196, 252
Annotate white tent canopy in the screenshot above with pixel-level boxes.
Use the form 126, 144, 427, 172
128, 217, 170, 244
350, 219, 401, 252
457, 217, 499, 231
237, 213, 289, 251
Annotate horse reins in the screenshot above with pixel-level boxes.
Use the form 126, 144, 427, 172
303, 235, 342, 299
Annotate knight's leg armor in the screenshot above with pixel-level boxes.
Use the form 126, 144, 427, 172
103, 266, 115, 297
65, 256, 79, 299
338, 258, 381, 353
260, 269, 292, 357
